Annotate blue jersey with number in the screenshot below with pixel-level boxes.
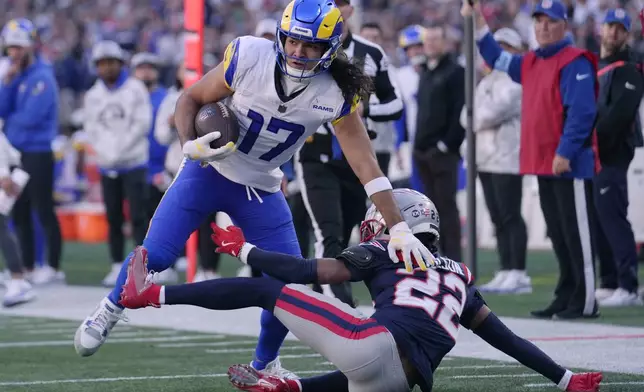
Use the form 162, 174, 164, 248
338, 240, 484, 392
213, 36, 359, 193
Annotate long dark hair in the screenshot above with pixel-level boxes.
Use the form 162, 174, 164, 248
328, 49, 374, 103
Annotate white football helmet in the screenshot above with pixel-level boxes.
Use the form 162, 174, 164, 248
359, 188, 440, 246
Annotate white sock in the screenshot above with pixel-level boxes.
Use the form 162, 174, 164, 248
159, 286, 166, 305
558, 369, 573, 390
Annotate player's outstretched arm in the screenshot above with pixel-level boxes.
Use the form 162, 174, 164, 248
461, 297, 602, 392
333, 110, 435, 272
211, 224, 354, 284
175, 62, 234, 145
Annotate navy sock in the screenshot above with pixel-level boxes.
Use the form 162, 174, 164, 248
300, 371, 349, 392
474, 312, 566, 384
164, 277, 284, 311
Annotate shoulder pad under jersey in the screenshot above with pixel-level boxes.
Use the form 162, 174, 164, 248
337, 244, 375, 270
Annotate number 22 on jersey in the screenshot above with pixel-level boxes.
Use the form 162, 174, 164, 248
237, 109, 305, 161
393, 269, 468, 341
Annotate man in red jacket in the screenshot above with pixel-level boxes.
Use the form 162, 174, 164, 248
462, 0, 600, 319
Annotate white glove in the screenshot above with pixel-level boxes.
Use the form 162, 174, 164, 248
182, 132, 236, 162
387, 222, 436, 273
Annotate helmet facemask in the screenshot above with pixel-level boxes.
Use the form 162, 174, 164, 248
275, 28, 341, 81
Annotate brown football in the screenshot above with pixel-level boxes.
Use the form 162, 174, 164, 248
194, 102, 240, 149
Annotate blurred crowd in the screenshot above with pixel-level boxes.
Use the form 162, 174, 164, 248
1, 0, 644, 118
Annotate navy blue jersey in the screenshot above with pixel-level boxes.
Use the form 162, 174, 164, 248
338, 240, 486, 392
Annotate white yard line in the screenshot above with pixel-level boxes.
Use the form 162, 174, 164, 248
157, 339, 255, 348
0, 371, 553, 387
22, 327, 134, 335
451, 373, 540, 379
438, 365, 523, 371
279, 353, 322, 359
205, 346, 308, 354
525, 381, 644, 388
316, 362, 522, 371
0, 371, 328, 387
0, 318, 79, 329
89, 330, 180, 338
0, 335, 221, 348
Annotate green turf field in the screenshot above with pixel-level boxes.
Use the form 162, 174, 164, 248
2, 242, 644, 391
0, 315, 642, 392
60, 241, 644, 326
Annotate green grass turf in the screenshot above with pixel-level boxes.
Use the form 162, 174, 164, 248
0, 315, 642, 392
56, 241, 644, 327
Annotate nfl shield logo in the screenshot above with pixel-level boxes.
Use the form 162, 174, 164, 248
542, 0, 552, 9
615, 9, 626, 19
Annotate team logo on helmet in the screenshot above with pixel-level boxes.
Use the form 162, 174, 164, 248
615, 8, 626, 19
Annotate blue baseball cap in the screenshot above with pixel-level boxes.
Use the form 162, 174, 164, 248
604, 8, 631, 32
532, 0, 567, 21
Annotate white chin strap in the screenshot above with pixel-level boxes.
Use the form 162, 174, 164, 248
284, 63, 315, 82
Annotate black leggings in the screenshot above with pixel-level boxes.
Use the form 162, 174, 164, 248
101, 168, 148, 263
11, 152, 62, 270
0, 215, 23, 274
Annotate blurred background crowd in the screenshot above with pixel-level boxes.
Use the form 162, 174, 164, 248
3, 0, 644, 127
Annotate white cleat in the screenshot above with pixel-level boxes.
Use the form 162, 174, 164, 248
478, 270, 510, 293
496, 270, 532, 294
2, 279, 36, 307
598, 288, 644, 308
192, 270, 222, 283
595, 288, 615, 302
74, 297, 127, 357
102, 264, 122, 287
254, 357, 299, 380
154, 268, 179, 284
31, 265, 66, 285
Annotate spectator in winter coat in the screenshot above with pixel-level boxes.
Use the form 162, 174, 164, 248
82, 40, 152, 287
0, 18, 63, 285
460, 28, 530, 295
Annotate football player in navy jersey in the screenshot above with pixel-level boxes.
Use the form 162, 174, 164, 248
119, 189, 602, 392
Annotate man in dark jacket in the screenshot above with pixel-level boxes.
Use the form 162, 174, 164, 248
414, 24, 465, 262
0, 18, 63, 285
464, 0, 601, 319
593, 9, 644, 307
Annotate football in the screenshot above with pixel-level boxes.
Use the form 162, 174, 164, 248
194, 102, 240, 149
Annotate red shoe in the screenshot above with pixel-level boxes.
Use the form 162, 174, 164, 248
228, 364, 297, 392
567, 372, 603, 392
118, 246, 161, 309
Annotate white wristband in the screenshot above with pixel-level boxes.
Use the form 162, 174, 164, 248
364, 176, 393, 198
557, 370, 573, 391
390, 221, 411, 233
476, 25, 490, 41
239, 243, 256, 264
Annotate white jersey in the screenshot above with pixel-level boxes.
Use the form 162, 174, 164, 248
392, 65, 419, 142
211, 36, 356, 192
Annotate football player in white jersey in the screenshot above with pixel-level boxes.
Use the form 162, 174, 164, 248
394, 25, 426, 192
74, 0, 435, 379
